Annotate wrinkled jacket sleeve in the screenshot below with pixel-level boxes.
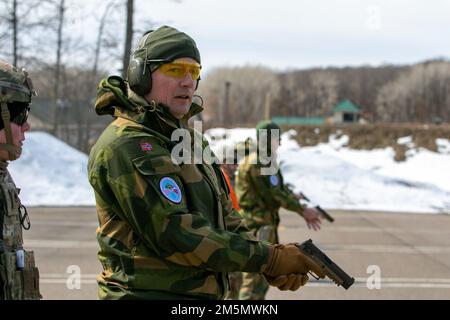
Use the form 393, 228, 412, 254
223, 200, 258, 242
216, 167, 256, 237
90, 136, 269, 273
249, 166, 305, 215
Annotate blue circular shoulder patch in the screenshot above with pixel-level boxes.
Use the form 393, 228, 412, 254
270, 175, 279, 186
159, 177, 182, 204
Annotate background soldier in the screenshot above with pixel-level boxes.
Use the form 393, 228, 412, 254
218, 143, 241, 300
0, 60, 41, 300
88, 26, 323, 299
235, 120, 323, 300
218, 142, 242, 211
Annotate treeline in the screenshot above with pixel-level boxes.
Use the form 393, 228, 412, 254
0, 0, 146, 152
199, 59, 450, 128
21, 59, 450, 153
2, 1, 450, 153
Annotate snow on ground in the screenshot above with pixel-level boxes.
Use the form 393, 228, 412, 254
9, 132, 95, 206
5, 129, 450, 213
206, 128, 450, 214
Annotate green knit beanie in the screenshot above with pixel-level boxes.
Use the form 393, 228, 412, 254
134, 25, 201, 70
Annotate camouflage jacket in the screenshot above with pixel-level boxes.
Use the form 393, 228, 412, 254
88, 90, 269, 300
0, 161, 41, 300
0, 161, 23, 252
235, 152, 304, 231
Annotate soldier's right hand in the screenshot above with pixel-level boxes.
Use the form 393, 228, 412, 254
263, 243, 326, 279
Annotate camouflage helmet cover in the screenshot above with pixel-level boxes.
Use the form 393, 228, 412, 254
0, 60, 36, 104
0, 59, 36, 160
256, 121, 281, 153
256, 120, 281, 132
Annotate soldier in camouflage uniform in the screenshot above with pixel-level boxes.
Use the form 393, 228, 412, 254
217, 143, 241, 300
235, 121, 323, 300
0, 60, 41, 300
88, 26, 325, 300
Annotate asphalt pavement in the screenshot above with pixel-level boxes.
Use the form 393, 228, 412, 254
22, 207, 450, 300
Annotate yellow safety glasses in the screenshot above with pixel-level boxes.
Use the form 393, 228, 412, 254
158, 61, 201, 80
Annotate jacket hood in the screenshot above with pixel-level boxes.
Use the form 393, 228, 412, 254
94, 76, 203, 130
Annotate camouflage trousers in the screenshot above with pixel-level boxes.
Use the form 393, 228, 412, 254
239, 225, 278, 300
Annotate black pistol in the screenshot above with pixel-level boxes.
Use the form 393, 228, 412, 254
296, 239, 355, 289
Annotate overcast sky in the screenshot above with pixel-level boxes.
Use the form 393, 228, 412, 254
66, 0, 450, 74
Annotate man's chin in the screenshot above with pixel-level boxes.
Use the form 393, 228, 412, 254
171, 104, 191, 118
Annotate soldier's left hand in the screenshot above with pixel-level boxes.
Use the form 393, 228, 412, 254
302, 207, 322, 231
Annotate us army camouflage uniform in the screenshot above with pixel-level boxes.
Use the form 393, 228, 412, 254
0, 162, 41, 299
0, 60, 40, 300
88, 82, 270, 300
235, 152, 305, 300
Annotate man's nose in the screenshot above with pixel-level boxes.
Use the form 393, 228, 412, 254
21, 121, 31, 132
180, 73, 195, 88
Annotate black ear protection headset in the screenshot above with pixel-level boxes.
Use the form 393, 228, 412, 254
127, 32, 200, 97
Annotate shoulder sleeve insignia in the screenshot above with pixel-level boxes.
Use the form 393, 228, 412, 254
269, 175, 279, 186
159, 177, 182, 204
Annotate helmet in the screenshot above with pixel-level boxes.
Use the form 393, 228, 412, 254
256, 120, 281, 132
256, 121, 281, 152
0, 60, 35, 104
256, 120, 281, 140
0, 59, 36, 160
127, 25, 201, 96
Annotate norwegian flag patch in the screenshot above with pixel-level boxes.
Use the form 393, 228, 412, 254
140, 142, 153, 151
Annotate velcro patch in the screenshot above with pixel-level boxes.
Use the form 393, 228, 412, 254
269, 175, 279, 186
140, 142, 153, 152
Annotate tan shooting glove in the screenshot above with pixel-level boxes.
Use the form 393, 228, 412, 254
265, 273, 309, 291
263, 243, 326, 284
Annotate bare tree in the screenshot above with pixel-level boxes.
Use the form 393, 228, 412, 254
309, 71, 338, 117
51, 0, 65, 134
93, 2, 119, 79
200, 66, 280, 127
85, 0, 121, 152
375, 60, 450, 123
11, 0, 17, 65
122, 0, 133, 77
0, 0, 44, 66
